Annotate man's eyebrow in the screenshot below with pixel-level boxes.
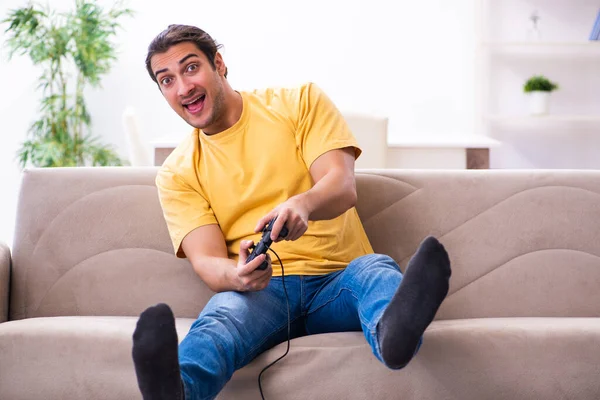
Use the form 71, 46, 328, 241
179, 53, 199, 65
154, 53, 200, 78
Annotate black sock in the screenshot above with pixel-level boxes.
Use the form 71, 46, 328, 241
377, 236, 451, 369
132, 303, 184, 400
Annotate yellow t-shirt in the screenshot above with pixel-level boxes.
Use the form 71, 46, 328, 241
156, 82, 374, 276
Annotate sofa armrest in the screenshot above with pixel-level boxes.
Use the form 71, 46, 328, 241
0, 242, 10, 322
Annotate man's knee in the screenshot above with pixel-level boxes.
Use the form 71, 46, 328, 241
347, 253, 399, 275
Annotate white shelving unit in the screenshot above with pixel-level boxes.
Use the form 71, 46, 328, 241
476, 0, 600, 168
486, 114, 600, 124
481, 41, 600, 57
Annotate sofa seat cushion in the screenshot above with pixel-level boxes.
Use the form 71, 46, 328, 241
1, 317, 599, 400
225, 317, 600, 400
0, 316, 194, 400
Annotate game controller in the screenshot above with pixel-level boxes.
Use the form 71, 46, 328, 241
247, 217, 288, 270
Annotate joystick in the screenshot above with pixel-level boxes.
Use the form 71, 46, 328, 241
247, 217, 288, 270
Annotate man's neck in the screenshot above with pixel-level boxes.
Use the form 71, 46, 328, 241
203, 88, 243, 135
224, 89, 243, 128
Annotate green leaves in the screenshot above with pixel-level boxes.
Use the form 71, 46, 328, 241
18, 130, 123, 167
524, 75, 559, 93
1, 0, 133, 168
70, 0, 133, 85
2, 6, 48, 61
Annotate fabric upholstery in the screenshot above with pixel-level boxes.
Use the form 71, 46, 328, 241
10, 167, 214, 321
0, 316, 193, 400
2, 166, 600, 399
1, 316, 599, 400
0, 242, 9, 322
354, 169, 600, 320
222, 318, 600, 400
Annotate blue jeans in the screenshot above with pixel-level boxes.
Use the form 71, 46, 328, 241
178, 253, 421, 400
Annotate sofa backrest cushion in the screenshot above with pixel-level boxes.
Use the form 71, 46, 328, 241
10, 167, 213, 320
9, 167, 600, 320
355, 169, 600, 320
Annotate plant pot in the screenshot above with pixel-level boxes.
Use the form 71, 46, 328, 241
528, 91, 550, 115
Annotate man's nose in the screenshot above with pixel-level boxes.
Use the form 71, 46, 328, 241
177, 78, 194, 97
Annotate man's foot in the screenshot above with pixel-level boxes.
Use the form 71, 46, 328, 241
132, 303, 184, 400
377, 236, 451, 369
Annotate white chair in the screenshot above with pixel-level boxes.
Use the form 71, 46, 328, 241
122, 106, 151, 167
342, 112, 388, 169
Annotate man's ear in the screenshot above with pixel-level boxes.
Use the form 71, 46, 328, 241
214, 52, 226, 77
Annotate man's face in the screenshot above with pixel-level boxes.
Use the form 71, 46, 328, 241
151, 41, 226, 132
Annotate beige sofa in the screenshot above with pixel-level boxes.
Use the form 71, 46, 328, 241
1, 167, 600, 400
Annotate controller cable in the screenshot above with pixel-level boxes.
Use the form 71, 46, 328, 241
256, 247, 290, 400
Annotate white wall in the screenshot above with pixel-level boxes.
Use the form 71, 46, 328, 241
86, 0, 478, 150
0, 36, 36, 250
0, 0, 478, 246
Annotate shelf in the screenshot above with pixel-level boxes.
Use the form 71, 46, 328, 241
480, 41, 600, 57
388, 134, 500, 149
486, 114, 600, 127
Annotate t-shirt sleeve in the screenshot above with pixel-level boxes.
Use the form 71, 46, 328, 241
294, 82, 362, 169
155, 166, 217, 258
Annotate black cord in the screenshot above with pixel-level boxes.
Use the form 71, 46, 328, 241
258, 248, 290, 400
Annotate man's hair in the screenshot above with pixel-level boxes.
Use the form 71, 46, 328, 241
145, 24, 227, 83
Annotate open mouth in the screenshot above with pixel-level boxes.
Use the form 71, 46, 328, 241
183, 94, 206, 114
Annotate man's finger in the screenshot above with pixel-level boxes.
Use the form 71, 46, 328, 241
270, 213, 288, 241
257, 269, 272, 289
239, 253, 266, 275
283, 226, 296, 241
238, 240, 253, 264
255, 212, 275, 233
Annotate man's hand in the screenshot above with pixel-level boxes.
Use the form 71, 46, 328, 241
233, 240, 273, 292
254, 196, 310, 242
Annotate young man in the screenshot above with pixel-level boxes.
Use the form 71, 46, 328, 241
132, 24, 452, 400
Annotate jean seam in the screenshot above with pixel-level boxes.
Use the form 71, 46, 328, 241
240, 314, 303, 368
369, 308, 386, 360
300, 276, 305, 313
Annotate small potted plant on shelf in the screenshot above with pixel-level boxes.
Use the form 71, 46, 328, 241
523, 75, 559, 115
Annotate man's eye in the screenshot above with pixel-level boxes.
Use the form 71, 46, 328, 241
186, 64, 197, 72
160, 77, 172, 86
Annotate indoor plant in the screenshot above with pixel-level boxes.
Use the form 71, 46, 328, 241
2, 0, 133, 167
523, 75, 558, 115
